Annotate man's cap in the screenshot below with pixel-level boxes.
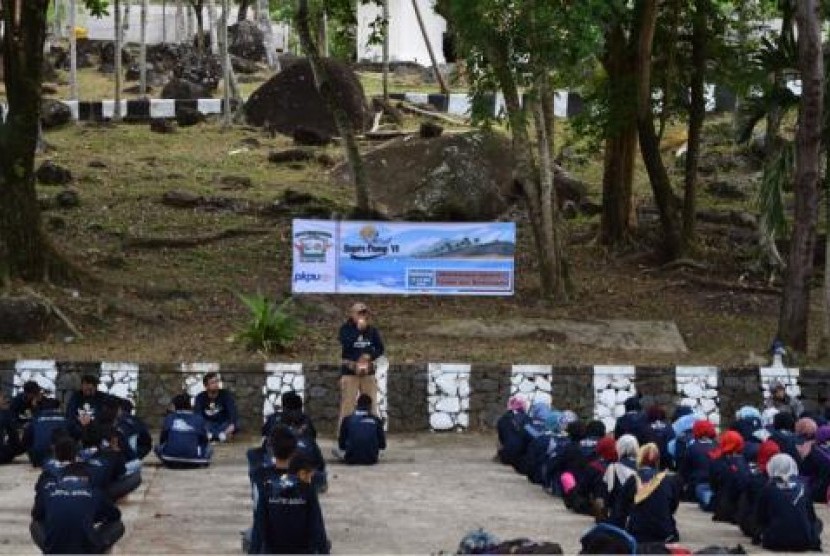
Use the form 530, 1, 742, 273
350, 302, 369, 313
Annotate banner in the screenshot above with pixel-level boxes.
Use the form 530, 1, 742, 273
292, 220, 515, 295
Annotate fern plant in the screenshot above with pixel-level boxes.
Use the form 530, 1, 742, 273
234, 293, 298, 355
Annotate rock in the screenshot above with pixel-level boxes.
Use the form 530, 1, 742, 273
88, 160, 108, 168
172, 50, 222, 93
176, 107, 206, 127
231, 54, 260, 75
268, 148, 316, 164
244, 58, 369, 136
217, 175, 253, 190
161, 78, 209, 100
36, 161, 73, 186
125, 63, 141, 81
682, 383, 703, 398
706, 180, 747, 200
420, 121, 444, 138
600, 389, 616, 408
40, 99, 72, 129
562, 200, 579, 220
371, 97, 404, 126
228, 20, 266, 62
162, 189, 203, 208
55, 189, 80, 209
430, 412, 455, 431
435, 375, 459, 396
0, 297, 49, 342
435, 397, 461, 413
293, 126, 332, 147
150, 119, 176, 134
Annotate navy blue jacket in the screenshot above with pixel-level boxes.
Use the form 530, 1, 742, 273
193, 390, 239, 427
521, 427, 554, 484
78, 447, 126, 491
339, 320, 384, 375
23, 409, 69, 467
543, 436, 574, 494
733, 417, 763, 463
496, 410, 531, 468
710, 453, 750, 523
31, 470, 122, 554
616, 468, 680, 544
646, 421, 676, 469
614, 411, 649, 444
262, 411, 317, 440
116, 413, 152, 461
157, 411, 211, 463
65, 391, 112, 437
769, 429, 802, 465
678, 439, 716, 498
0, 408, 21, 462
757, 477, 822, 551
10, 392, 39, 428
251, 467, 329, 554
338, 410, 386, 465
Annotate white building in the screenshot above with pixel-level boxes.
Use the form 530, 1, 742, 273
356, 0, 447, 66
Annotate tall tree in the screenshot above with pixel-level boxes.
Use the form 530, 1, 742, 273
0, 0, 107, 283
295, 0, 371, 215
778, 0, 824, 354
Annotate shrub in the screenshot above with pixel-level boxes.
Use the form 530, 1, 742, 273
234, 293, 298, 355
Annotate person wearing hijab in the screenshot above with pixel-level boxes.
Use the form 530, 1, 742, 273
795, 417, 817, 459
614, 397, 648, 444
496, 396, 531, 469
801, 424, 830, 503
582, 436, 619, 521
756, 453, 823, 551
517, 402, 554, 481
601, 435, 639, 528
733, 405, 764, 463
644, 406, 675, 470
667, 409, 699, 471
678, 419, 717, 506
769, 412, 802, 465
708, 430, 750, 523
611, 443, 680, 544
733, 439, 779, 541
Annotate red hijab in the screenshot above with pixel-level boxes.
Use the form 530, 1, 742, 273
710, 430, 744, 459
757, 440, 781, 473
597, 436, 618, 462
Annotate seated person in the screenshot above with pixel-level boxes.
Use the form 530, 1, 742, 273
245, 426, 298, 554
35, 434, 78, 493
65, 374, 112, 439
733, 405, 764, 463
284, 410, 327, 493
678, 419, 717, 507
757, 453, 823, 552
769, 411, 801, 464
614, 397, 648, 445
250, 439, 329, 554
113, 399, 152, 473
708, 430, 750, 524
579, 522, 638, 555
336, 394, 386, 465
262, 391, 317, 441
155, 394, 212, 467
10, 380, 45, 431
583, 436, 619, 521
516, 402, 554, 478
801, 424, 830, 503
30, 458, 124, 554
0, 392, 24, 464
80, 423, 140, 501
600, 434, 639, 528
736, 439, 780, 542
612, 443, 680, 544
495, 396, 531, 469
23, 398, 69, 467
194, 372, 239, 442
521, 407, 560, 486
644, 406, 675, 470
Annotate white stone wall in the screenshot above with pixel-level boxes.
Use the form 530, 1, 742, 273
375, 359, 389, 428
13, 360, 58, 396
428, 363, 470, 431
181, 362, 220, 400
759, 366, 801, 404
99, 362, 140, 409
676, 366, 720, 426
593, 365, 637, 432
263, 363, 305, 419
510, 365, 553, 407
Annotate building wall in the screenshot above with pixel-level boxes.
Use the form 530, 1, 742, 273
357, 0, 447, 66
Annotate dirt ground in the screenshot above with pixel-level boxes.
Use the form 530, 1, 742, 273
1, 433, 828, 554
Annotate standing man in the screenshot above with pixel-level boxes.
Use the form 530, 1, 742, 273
194, 372, 239, 442
338, 302, 385, 426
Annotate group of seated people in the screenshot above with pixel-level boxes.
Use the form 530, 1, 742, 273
496, 383, 828, 553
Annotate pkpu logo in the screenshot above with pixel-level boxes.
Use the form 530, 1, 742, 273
294, 230, 333, 263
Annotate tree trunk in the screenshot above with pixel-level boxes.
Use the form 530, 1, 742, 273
237, 0, 253, 22
317, 9, 328, 58
220, 0, 231, 127
176, 0, 185, 43
208, 0, 218, 55
257, 0, 277, 70
193, 1, 205, 51
683, 0, 708, 250
0, 0, 51, 281
139, 0, 148, 97
600, 24, 637, 247
114, 0, 123, 120
635, 0, 682, 259
382, 0, 390, 102
778, 0, 824, 354
295, 0, 370, 216
411, 0, 448, 95
162, 0, 167, 43
69, 0, 78, 99
819, 140, 830, 357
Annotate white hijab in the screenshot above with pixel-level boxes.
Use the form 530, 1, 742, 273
767, 453, 799, 482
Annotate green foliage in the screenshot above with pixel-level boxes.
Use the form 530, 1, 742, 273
234, 293, 298, 354
757, 142, 794, 240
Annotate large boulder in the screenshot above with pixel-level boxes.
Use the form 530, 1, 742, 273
244, 58, 369, 137
0, 297, 49, 342
98, 41, 133, 73
172, 50, 222, 93
40, 99, 72, 129
333, 131, 519, 221
36, 161, 73, 185
161, 77, 209, 100
228, 20, 266, 62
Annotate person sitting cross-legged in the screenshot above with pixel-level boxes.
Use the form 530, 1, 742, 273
194, 372, 239, 443
23, 398, 69, 468
336, 394, 386, 465
155, 394, 213, 468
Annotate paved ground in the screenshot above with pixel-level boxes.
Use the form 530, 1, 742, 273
1, 433, 828, 554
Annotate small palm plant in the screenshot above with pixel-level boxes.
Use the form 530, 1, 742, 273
234, 293, 298, 355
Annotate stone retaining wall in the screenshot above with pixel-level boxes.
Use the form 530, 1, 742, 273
1, 360, 826, 433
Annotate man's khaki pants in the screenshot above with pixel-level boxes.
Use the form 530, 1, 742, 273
339, 374, 378, 427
